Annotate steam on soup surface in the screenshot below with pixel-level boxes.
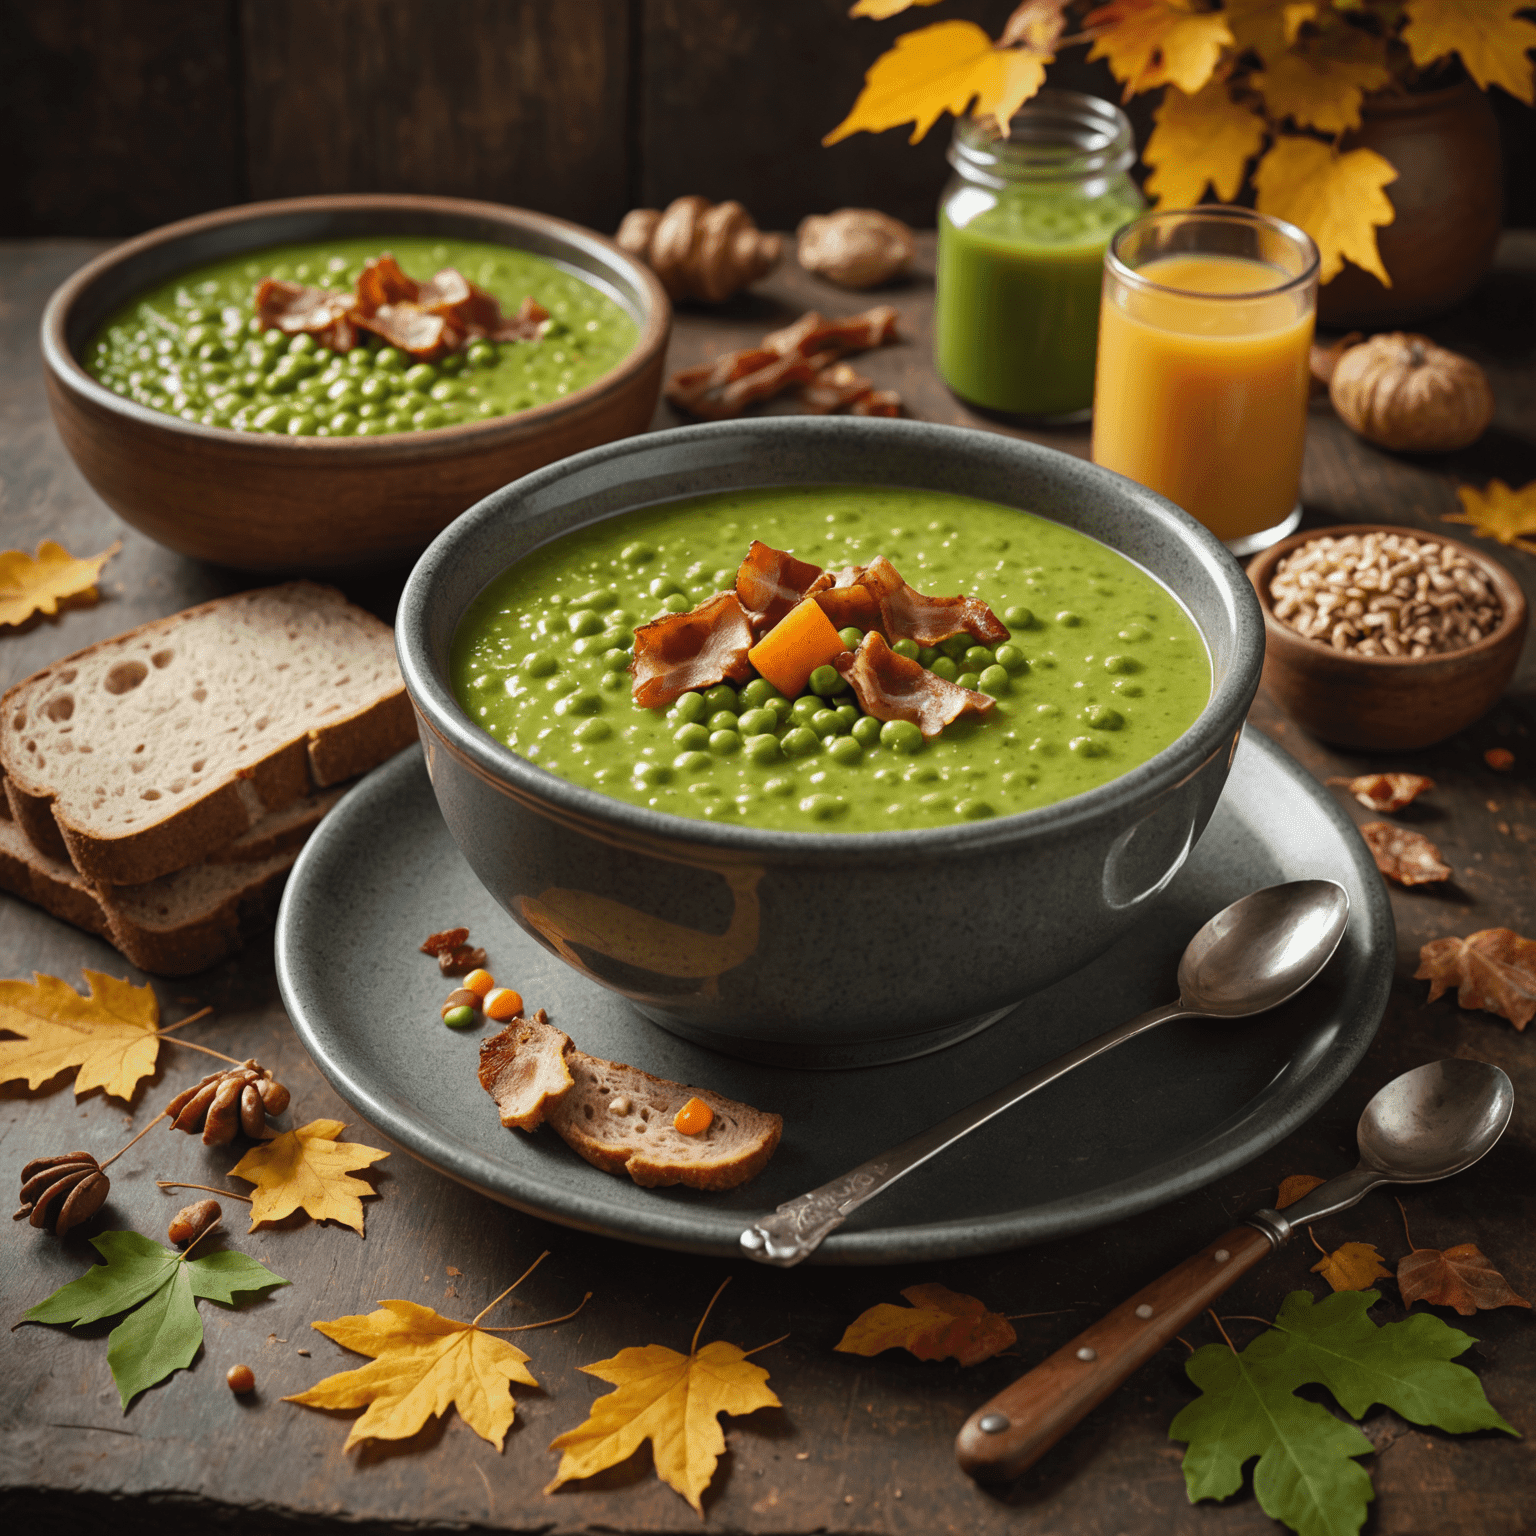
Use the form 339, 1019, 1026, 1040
452, 487, 1210, 832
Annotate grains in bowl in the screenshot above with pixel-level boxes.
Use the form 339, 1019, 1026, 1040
1268, 531, 1502, 657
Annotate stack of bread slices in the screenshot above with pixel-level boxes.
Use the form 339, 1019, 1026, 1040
0, 583, 416, 975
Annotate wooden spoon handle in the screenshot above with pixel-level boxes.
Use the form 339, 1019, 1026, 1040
955, 1223, 1274, 1482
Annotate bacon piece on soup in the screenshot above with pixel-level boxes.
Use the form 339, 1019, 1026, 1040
351, 255, 549, 359
813, 566, 883, 632
858, 555, 1010, 646
355, 305, 460, 360
631, 592, 757, 709
834, 631, 995, 738
735, 541, 833, 633
254, 279, 358, 352
353, 253, 419, 312
485, 295, 551, 342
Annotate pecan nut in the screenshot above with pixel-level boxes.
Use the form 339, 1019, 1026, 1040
165, 1061, 290, 1145
15, 1152, 110, 1236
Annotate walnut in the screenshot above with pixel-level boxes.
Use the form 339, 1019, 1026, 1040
797, 209, 915, 289
616, 196, 782, 304
1329, 333, 1494, 452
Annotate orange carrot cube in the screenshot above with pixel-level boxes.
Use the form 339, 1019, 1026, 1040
747, 598, 848, 698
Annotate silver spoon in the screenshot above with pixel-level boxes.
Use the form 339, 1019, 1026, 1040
740, 879, 1351, 1268
955, 1056, 1515, 1483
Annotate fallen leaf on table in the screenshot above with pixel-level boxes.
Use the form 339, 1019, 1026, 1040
21, 1229, 287, 1408
823, 20, 1050, 146
287, 1299, 538, 1450
1277, 1174, 1326, 1209
1144, 80, 1267, 210
1253, 137, 1397, 285
1085, 0, 1232, 96
547, 1279, 782, 1515
1402, 0, 1536, 105
1443, 479, 1536, 555
1416, 929, 1536, 1030
228, 1118, 388, 1234
1327, 773, 1434, 814
1312, 1241, 1393, 1293
1171, 1290, 1514, 1536
1360, 822, 1451, 886
1399, 1242, 1532, 1316
0, 971, 163, 1101
835, 1283, 1016, 1366
0, 539, 120, 629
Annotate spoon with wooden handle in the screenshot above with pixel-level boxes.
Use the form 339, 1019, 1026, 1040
954, 1056, 1514, 1483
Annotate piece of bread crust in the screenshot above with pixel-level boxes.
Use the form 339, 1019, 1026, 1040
0, 814, 111, 939
477, 1012, 575, 1131
0, 583, 413, 885
547, 1051, 782, 1192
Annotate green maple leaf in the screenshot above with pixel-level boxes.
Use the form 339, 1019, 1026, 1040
22, 1230, 288, 1409
1171, 1290, 1515, 1536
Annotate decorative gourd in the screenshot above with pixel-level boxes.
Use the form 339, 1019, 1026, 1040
1328, 333, 1495, 453
797, 208, 915, 289
616, 196, 782, 304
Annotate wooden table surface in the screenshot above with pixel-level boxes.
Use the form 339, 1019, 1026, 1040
2, 233, 1533, 1535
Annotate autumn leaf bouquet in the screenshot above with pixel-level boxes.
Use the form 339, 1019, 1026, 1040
831, 0, 1536, 290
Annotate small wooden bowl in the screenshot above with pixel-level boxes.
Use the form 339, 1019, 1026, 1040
41, 194, 671, 572
1248, 523, 1528, 750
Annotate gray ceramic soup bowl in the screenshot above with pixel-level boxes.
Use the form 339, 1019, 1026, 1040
397, 417, 1264, 1068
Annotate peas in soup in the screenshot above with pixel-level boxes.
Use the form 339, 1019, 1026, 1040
85, 237, 638, 436
452, 488, 1211, 833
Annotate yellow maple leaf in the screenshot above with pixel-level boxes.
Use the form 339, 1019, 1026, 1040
228, 1118, 388, 1234
0, 970, 161, 1100
286, 1297, 538, 1450
1226, 0, 1297, 63
1444, 480, 1536, 555
546, 1280, 782, 1515
835, 1282, 1017, 1366
1312, 1240, 1394, 1292
849, 0, 945, 18
1085, 0, 1233, 95
1253, 136, 1397, 284
1403, 0, 1536, 106
1282, 1, 1317, 45
1144, 81, 1267, 207
824, 19, 1050, 146
1253, 39, 1392, 133
0, 540, 120, 630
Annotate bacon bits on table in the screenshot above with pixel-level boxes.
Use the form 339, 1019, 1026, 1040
1359, 822, 1452, 886
14, 1151, 110, 1236
630, 592, 757, 708
420, 927, 470, 957
166, 1062, 291, 1145
1327, 773, 1435, 813
664, 306, 902, 421
835, 632, 995, 738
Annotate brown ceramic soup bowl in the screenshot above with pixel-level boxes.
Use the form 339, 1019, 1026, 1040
40, 194, 670, 572
1247, 523, 1528, 750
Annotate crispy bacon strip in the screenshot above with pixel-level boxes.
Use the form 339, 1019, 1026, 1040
849, 389, 902, 417
763, 306, 899, 356
630, 591, 756, 709
813, 566, 882, 632
834, 632, 994, 738
811, 556, 1008, 646
346, 254, 551, 360
735, 541, 833, 634
253, 279, 357, 352
357, 305, 460, 360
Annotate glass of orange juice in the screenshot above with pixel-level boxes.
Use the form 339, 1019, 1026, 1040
1091, 207, 1320, 554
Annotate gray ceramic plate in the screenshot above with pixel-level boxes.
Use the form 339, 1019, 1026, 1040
275, 727, 1392, 1264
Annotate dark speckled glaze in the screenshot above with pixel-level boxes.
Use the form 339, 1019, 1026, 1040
396, 418, 1265, 1065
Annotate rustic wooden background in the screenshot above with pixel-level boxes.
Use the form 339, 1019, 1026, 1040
4, 0, 1534, 239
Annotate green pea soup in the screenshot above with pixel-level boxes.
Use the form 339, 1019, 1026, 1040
86, 237, 638, 437
451, 487, 1211, 834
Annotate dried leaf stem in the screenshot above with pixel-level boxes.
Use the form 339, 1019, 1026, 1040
470, 1250, 550, 1328
156, 1179, 253, 1204
99, 1109, 170, 1170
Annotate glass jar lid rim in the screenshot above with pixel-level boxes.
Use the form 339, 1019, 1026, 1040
1106, 206, 1322, 297
949, 90, 1136, 182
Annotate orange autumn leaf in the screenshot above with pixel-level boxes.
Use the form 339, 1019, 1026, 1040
546, 1281, 781, 1516
1399, 1243, 1533, 1317
1359, 822, 1451, 887
1085, 0, 1232, 96
1402, 0, 1536, 106
835, 1282, 1017, 1366
0, 539, 120, 629
1144, 80, 1266, 207
1252, 37, 1392, 133
849, 0, 946, 18
824, 19, 1051, 146
1327, 773, 1435, 814
228, 1118, 389, 1233
1416, 929, 1536, 1031
1254, 137, 1397, 285
1443, 480, 1536, 556
0, 970, 163, 1101
1277, 1173, 1326, 1209
1312, 1241, 1393, 1292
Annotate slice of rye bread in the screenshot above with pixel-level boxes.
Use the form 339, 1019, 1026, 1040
0, 784, 349, 975
476, 1017, 783, 1191
0, 582, 413, 885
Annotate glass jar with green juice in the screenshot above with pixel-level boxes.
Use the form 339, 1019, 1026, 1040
935, 91, 1143, 422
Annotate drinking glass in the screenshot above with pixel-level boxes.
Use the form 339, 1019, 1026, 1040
1091, 207, 1320, 554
